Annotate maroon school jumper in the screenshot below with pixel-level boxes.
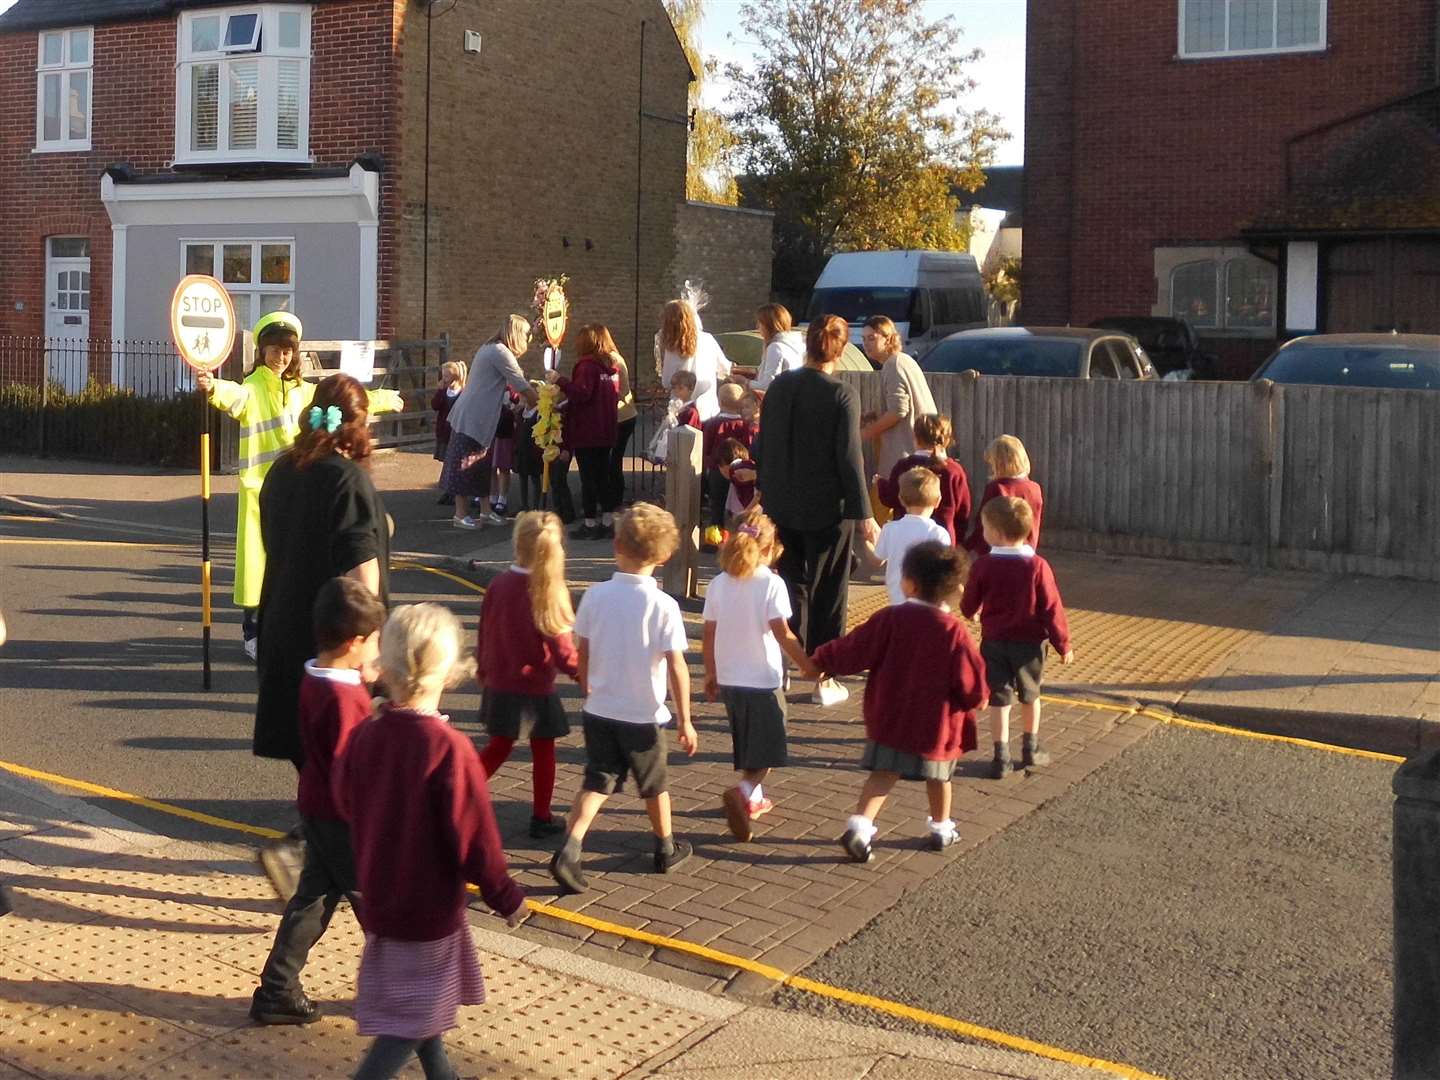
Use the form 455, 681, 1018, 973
676, 401, 702, 430
337, 705, 524, 938
877, 452, 972, 545
475, 569, 579, 694
964, 477, 1044, 554
296, 667, 373, 820
557, 354, 620, 449
701, 413, 756, 470
813, 602, 986, 760
959, 552, 1072, 654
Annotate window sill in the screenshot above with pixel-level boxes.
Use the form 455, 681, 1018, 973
172, 152, 314, 167
33, 142, 93, 154
1175, 44, 1328, 62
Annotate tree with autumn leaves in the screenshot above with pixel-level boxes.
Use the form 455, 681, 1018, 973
664, 0, 740, 206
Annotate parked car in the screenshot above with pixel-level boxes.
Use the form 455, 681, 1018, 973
805, 250, 987, 361
1251, 333, 1440, 390
918, 327, 1156, 380
1088, 316, 1219, 379
713, 330, 874, 374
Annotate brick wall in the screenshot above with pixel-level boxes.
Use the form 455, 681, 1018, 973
389, 0, 692, 382
670, 201, 774, 338
1024, 0, 1439, 361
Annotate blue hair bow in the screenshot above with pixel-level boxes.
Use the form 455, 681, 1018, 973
308, 405, 343, 434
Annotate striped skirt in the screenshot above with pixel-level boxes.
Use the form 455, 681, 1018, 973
354, 922, 486, 1039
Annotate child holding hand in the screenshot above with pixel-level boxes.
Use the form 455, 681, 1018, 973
336, 603, 525, 1080
702, 511, 817, 842
549, 504, 697, 894
475, 511, 578, 839
646, 370, 702, 464
716, 438, 758, 519
960, 496, 1073, 779
965, 434, 1043, 555
813, 542, 986, 863
431, 360, 467, 505
866, 468, 950, 605
876, 414, 971, 544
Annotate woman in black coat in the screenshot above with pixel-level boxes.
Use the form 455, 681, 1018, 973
254, 373, 389, 766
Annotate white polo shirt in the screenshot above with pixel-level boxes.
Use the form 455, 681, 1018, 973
573, 572, 689, 725
701, 566, 792, 690
875, 514, 951, 605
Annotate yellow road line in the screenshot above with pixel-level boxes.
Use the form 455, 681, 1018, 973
0, 514, 64, 523
0, 537, 190, 550
0, 754, 1165, 1079
390, 560, 487, 596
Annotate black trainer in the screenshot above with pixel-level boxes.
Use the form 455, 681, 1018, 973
988, 756, 1011, 780
570, 523, 599, 541
249, 987, 320, 1026
927, 829, 959, 852
839, 828, 873, 864
654, 838, 693, 874
549, 847, 588, 894
1021, 745, 1052, 769
529, 816, 565, 840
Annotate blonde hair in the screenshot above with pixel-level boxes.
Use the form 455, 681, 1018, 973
616, 502, 679, 566
718, 508, 781, 579
492, 314, 532, 356
380, 603, 473, 704
985, 434, 1031, 479
899, 466, 941, 510
981, 495, 1034, 544
862, 315, 903, 356
717, 381, 745, 411
755, 303, 792, 343
440, 360, 467, 389
513, 511, 574, 637
913, 414, 952, 457
660, 300, 699, 359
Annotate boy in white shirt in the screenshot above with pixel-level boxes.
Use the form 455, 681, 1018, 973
866, 468, 951, 605
550, 504, 698, 894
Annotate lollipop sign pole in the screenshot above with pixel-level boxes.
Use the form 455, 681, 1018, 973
170, 275, 237, 690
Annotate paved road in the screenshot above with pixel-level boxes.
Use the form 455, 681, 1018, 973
777, 725, 1392, 1080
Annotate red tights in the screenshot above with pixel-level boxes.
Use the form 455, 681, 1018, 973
479, 736, 557, 821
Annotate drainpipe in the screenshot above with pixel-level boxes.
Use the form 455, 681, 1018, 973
422, 1, 434, 341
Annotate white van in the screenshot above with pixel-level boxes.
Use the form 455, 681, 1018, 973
806, 250, 987, 361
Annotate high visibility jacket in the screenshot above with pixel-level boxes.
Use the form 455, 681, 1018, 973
208, 366, 403, 608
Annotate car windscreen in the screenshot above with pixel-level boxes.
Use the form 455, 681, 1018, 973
807, 287, 916, 324
922, 337, 1084, 377
1261, 345, 1440, 390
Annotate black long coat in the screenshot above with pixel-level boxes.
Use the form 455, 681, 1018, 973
254, 452, 389, 764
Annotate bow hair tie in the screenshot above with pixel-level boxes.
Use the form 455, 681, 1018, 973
308, 405, 343, 433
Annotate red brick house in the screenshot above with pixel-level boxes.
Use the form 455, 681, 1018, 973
1024, 0, 1440, 375
0, 0, 748, 390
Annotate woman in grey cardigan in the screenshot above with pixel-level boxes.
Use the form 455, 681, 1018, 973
441, 314, 539, 528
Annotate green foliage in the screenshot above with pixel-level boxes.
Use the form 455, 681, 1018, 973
664, 0, 740, 205
0, 381, 210, 467
729, 0, 1009, 296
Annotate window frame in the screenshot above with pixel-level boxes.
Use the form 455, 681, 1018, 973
1160, 249, 1278, 337
1177, 0, 1328, 60
174, 5, 312, 165
34, 26, 93, 153
179, 237, 297, 330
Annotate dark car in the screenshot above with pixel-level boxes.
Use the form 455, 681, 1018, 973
1089, 316, 1219, 379
1251, 333, 1440, 390
918, 327, 1155, 380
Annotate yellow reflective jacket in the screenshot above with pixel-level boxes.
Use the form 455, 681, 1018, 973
208, 365, 403, 608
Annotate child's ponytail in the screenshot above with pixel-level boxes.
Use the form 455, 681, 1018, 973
914, 413, 954, 461
513, 511, 574, 637
718, 507, 782, 580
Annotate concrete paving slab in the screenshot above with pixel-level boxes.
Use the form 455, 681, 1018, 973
0, 999, 206, 1079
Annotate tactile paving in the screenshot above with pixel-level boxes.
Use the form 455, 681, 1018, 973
0, 1001, 204, 1078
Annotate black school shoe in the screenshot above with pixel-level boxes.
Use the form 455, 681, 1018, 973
529, 815, 565, 840
549, 847, 588, 894
1021, 744, 1052, 769
988, 756, 1011, 780
570, 523, 600, 541
249, 986, 320, 1026
927, 829, 959, 852
839, 828, 874, 864
654, 838, 693, 874
0, 883, 14, 917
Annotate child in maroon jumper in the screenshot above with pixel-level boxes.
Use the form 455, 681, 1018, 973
250, 577, 384, 1026
476, 511, 578, 839
876, 414, 972, 544
965, 434, 1043, 555
812, 542, 986, 863
553, 324, 623, 541
959, 496, 1074, 779
703, 382, 754, 530
337, 603, 525, 1080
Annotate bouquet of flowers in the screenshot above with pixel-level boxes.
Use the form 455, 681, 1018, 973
533, 380, 564, 493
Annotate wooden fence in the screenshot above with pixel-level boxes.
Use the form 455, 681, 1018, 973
841, 372, 1440, 581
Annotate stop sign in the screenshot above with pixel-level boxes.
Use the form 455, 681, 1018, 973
170, 275, 237, 373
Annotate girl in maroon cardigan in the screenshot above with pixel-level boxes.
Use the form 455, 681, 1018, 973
552, 324, 622, 541
964, 434, 1044, 555
476, 511, 579, 839
336, 603, 525, 1080
875, 413, 972, 545
812, 542, 986, 864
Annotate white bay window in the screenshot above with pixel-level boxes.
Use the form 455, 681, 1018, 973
35, 27, 92, 152
1179, 0, 1326, 58
182, 239, 295, 329
176, 6, 310, 163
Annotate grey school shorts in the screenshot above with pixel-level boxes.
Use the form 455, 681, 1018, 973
581, 713, 669, 798
981, 639, 1046, 706
720, 686, 788, 771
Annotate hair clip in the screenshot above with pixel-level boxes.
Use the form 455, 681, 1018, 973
737, 523, 760, 538
308, 404, 343, 434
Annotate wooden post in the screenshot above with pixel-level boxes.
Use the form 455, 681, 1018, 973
663, 424, 702, 599
1249, 377, 1277, 569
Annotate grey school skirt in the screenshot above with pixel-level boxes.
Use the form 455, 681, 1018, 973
860, 740, 956, 782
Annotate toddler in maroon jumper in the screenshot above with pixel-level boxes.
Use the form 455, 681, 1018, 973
964, 434, 1044, 555
875, 413, 972, 544
959, 496, 1074, 779
812, 542, 987, 863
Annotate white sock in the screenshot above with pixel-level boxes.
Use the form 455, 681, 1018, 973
601, 512, 614, 526
584, 518, 597, 527
846, 814, 876, 841
748, 783, 764, 805
738, 780, 755, 800
927, 817, 956, 838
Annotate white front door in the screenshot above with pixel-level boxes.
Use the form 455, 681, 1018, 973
45, 236, 91, 392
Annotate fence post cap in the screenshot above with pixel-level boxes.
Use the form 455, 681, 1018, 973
960, 368, 981, 383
